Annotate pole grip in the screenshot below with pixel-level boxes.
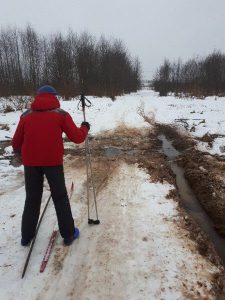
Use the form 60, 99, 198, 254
81, 94, 85, 109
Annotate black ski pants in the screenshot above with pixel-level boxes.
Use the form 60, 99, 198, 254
22, 165, 74, 241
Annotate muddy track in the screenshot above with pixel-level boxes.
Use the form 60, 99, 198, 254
65, 126, 176, 186
65, 126, 225, 256
64, 125, 225, 297
60, 126, 225, 297
157, 124, 225, 238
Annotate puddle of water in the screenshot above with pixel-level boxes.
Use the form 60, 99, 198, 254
159, 134, 225, 265
104, 147, 123, 156
103, 147, 140, 157
160, 138, 180, 159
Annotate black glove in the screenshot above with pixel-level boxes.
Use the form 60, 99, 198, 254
81, 121, 90, 130
11, 153, 22, 167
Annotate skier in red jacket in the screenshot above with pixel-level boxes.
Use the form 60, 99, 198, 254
12, 85, 90, 246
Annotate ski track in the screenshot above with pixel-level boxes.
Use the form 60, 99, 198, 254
0, 161, 220, 300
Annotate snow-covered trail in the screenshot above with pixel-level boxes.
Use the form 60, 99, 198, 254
2, 89, 225, 299
0, 159, 221, 300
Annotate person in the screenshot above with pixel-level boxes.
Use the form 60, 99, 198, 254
12, 85, 90, 246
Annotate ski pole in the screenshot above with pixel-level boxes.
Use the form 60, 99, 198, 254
79, 94, 100, 225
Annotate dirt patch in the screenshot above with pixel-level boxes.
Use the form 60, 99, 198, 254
197, 133, 225, 148
0, 140, 11, 156
64, 126, 176, 189
65, 155, 118, 196
53, 246, 69, 275
84, 126, 175, 185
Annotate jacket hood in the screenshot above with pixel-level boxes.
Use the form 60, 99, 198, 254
31, 93, 60, 111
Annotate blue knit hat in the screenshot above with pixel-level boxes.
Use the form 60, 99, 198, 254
37, 85, 57, 95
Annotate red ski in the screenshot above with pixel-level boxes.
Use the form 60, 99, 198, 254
40, 230, 58, 272
40, 182, 74, 273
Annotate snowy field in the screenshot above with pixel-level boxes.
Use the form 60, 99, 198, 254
1, 89, 225, 154
0, 89, 225, 299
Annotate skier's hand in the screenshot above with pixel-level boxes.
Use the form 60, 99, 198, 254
11, 153, 22, 167
81, 121, 90, 130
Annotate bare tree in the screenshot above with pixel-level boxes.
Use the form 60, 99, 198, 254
153, 51, 225, 97
0, 26, 141, 98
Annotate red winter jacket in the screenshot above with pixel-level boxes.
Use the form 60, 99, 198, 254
12, 93, 89, 166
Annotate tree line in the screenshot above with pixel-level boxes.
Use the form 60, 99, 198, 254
0, 26, 141, 98
152, 51, 225, 97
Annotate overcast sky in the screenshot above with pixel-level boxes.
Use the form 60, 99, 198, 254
1, 0, 225, 80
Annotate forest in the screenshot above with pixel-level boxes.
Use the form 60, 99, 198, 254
0, 26, 141, 98
152, 51, 225, 97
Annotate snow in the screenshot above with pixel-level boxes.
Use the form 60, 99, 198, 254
0, 89, 224, 299
1, 89, 225, 154
58, 90, 225, 155
197, 138, 225, 155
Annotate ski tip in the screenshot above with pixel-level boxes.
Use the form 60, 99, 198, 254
40, 262, 46, 273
